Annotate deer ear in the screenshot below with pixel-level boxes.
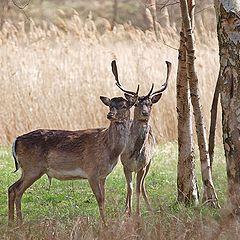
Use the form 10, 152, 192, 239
151, 93, 162, 104
124, 93, 137, 107
100, 96, 111, 106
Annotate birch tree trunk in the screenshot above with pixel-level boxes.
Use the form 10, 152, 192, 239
180, 0, 219, 207
143, 0, 159, 39
112, 0, 118, 29
214, 0, 240, 210
0, 0, 10, 30
176, 0, 199, 205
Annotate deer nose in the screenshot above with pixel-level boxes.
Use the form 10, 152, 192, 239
142, 110, 149, 116
107, 112, 114, 119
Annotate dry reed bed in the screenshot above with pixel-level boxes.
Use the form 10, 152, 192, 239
0, 16, 221, 144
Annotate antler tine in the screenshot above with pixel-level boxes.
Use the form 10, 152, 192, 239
111, 60, 139, 96
145, 83, 154, 98
152, 61, 172, 96
115, 82, 139, 96
111, 60, 121, 86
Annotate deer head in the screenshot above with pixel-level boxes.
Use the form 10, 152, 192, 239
100, 96, 138, 123
112, 60, 172, 121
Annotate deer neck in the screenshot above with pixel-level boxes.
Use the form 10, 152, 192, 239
132, 119, 150, 138
128, 120, 150, 153
106, 120, 131, 157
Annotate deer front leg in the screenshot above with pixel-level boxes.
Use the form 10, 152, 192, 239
89, 178, 106, 223
141, 162, 152, 211
123, 166, 133, 216
136, 168, 145, 216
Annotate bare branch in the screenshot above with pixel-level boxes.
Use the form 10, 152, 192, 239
12, 0, 31, 10
157, 0, 180, 12
12, 0, 31, 22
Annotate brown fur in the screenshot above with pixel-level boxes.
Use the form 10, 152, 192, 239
121, 97, 157, 216
8, 95, 137, 225
118, 61, 172, 216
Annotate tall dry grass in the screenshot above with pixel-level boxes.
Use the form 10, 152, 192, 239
0, 11, 221, 144
3, 210, 240, 240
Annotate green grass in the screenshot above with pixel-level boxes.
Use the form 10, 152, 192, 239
0, 143, 230, 239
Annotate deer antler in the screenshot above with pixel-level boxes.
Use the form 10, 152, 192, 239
145, 83, 154, 99
151, 61, 172, 96
111, 60, 139, 96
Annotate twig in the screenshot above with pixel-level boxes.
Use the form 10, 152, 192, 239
159, 38, 178, 51
12, 0, 31, 22
12, 0, 30, 10
157, 0, 180, 12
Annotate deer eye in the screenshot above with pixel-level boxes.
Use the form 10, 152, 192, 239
122, 105, 127, 109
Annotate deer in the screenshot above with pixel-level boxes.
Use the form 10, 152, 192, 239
111, 60, 172, 216
8, 77, 139, 226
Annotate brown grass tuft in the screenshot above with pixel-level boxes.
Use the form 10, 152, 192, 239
4, 210, 240, 240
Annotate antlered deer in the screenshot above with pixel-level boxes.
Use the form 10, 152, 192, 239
8, 79, 139, 225
111, 60, 172, 215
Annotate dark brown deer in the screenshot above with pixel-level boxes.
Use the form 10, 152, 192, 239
111, 60, 172, 215
8, 85, 139, 225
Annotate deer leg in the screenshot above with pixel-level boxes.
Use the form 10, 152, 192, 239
8, 178, 23, 225
123, 166, 133, 216
99, 178, 106, 206
89, 178, 105, 223
141, 161, 152, 211
15, 173, 43, 224
136, 168, 145, 216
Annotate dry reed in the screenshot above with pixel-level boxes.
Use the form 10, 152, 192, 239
0, 12, 221, 144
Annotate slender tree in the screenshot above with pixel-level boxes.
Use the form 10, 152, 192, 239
214, 0, 240, 210
0, 0, 10, 30
176, 0, 199, 205
112, 0, 118, 29
208, 74, 221, 169
179, 0, 219, 207
143, 0, 159, 39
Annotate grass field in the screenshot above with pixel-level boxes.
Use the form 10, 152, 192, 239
0, 1, 232, 239
1, 143, 237, 239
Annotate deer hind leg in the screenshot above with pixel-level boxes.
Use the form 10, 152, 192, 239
14, 172, 43, 224
141, 161, 152, 211
123, 166, 133, 216
8, 178, 23, 225
136, 168, 145, 216
89, 178, 106, 224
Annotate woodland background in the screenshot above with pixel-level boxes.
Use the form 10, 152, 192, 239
0, 0, 220, 144
1, 1, 233, 239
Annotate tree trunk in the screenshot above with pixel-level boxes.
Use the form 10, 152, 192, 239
144, 0, 159, 39
214, 0, 240, 210
180, 0, 219, 207
209, 73, 221, 169
176, 0, 199, 205
112, 0, 118, 29
0, 0, 10, 30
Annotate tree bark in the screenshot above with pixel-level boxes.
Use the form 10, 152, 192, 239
144, 0, 159, 39
180, 0, 220, 207
112, 0, 118, 29
176, 0, 199, 205
214, 0, 240, 210
209, 73, 221, 169
0, 0, 10, 30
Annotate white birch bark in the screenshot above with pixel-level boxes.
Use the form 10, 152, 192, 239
180, 0, 219, 207
176, 0, 199, 205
